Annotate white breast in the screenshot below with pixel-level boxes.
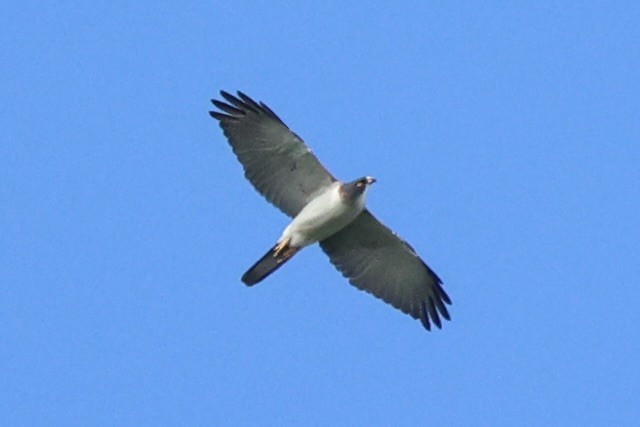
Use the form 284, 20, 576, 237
281, 182, 367, 247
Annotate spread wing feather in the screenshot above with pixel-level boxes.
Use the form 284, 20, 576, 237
320, 210, 451, 330
210, 91, 336, 217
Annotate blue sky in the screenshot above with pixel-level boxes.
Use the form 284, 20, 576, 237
2, 2, 639, 425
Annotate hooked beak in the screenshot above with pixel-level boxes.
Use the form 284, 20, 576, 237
366, 176, 377, 185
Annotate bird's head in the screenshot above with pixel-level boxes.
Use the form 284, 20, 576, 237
341, 176, 376, 200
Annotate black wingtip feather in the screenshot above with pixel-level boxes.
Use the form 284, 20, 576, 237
437, 283, 452, 305
419, 297, 449, 331
237, 91, 260, 108
420, 303, 432, 331
215, 100, 246, 117
219, 90, 259, 114
219, 90, 235, 101
428, 297, 442, 329
433, 295, 451, 321
209, 111, 236, 121
212, 90, 286, 125
220, 90, 240, 104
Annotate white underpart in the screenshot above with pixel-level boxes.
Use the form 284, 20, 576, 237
280, 181, 368, 248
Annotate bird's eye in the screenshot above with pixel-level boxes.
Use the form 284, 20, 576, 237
356, 181, 363, 187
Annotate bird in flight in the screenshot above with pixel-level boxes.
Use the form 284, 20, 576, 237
209, 91, 451, 331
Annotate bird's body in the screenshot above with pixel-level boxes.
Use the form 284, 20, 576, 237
210, 91, 452, 331
243, 177, 375, 285
281, 178, 372, 248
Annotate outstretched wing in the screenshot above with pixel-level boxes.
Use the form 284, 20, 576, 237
319, 210, 451, 331
210, 91, 336, 218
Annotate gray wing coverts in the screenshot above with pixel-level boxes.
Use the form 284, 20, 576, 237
209, 91, 335, 218
320, 210, 451, 330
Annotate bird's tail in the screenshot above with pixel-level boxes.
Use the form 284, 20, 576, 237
241, 240, 300, 286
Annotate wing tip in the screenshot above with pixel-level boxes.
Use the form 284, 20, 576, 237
209, 110, 239, 122
420, 310, 432, 331
437, 282, 452, 306
419, 294, 451, 332
219, 90, 238, 104
210, 90, 287, 125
